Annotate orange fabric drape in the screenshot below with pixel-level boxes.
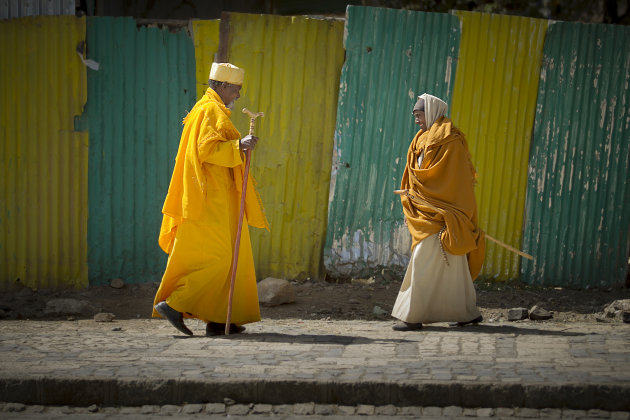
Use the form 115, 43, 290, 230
158, 88, 268, 255
400, 116, 485, 279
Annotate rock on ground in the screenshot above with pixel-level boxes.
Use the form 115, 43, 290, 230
110, 278, 125, 289
508, 307, 528, 321
529, 305, 553, 320
94, 312, 116, 322
44, 299, 97, 317
258, 278, 296, 307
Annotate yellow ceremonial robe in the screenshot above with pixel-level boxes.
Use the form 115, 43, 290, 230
400, 116, 485, 280
152, 88, 268, 325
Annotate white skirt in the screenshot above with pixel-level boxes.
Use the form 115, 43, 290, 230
391, 233, 481, 324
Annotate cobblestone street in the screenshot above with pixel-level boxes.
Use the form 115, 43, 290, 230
1, 318, 629, 417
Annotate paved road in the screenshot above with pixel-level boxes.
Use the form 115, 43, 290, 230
0, 318, 629, 414
2, 401, 629, 419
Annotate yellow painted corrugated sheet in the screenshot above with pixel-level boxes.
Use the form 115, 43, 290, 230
450, 11, 549, 280
1, 16, 88, 290
224, 13, 345, 280
191, 19, 220, 100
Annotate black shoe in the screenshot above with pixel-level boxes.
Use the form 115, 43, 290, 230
392, 322, 423, 331
449, 315, 483, 327
154, 301, 193, 336
206, 322, 246, 336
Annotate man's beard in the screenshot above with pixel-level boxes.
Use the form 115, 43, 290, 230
226, 100, 235, 109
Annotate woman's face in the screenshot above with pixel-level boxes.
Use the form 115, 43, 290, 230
413, 110, 427, 130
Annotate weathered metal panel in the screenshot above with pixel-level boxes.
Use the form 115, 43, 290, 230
522, 22, 630, 287
0, 0, 75, 20
224, 13, 345, 280
81, 17, 196, 285
191, 19, 220, 100
1, 16, 88, 290
450, 11, 549, 280
324, 6, 460, 278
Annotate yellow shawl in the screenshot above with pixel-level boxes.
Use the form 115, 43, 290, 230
158, 88, 268, 254
400, 116, 485, 279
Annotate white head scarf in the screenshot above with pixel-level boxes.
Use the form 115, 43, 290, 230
417, 93, 448, 129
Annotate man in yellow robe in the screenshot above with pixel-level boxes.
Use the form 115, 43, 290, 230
391, 93, 485, 331
153, 62, 268, 336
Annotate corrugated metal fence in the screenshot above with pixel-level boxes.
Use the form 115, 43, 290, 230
1, 10, 628, 290
1, 16, 88, 290
222, 12, 345, 281
0, 0, 75, 20
78, 17, 196, 285
191, 19, 220, 100
522, 22, 630, 287
450, 11, 549, 280
324, 6, 461, 278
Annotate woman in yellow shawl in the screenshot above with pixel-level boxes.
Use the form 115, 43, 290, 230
391, 93, 484, 331
153, 63, 268, 336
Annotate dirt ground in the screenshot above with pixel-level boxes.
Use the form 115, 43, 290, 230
1, 277, 629, 324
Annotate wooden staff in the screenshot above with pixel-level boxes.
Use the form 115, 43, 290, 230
394, 189, 534, 261
225, 108, 264, 335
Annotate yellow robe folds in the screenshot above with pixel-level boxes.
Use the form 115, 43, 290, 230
400, 116, 485, 280
152, 88, 268, 325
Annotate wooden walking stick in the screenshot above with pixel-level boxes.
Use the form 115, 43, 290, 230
225, 108, 264, 335
394, 189, 534, 261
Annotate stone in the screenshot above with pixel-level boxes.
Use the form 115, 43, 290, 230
251, 404, 272, 414
141, 405, 159, 414
87, 404, 99, 412
476, 407, 495, 417
60, 406, 74, 414
399, 406, 421, 416
273, 404, 294, 414
563, 409, 587, 418
375, 405, 398, 415
602, 300, 630, 321
515, 407, 540, 417
372, 305, 388, 317
6, 403, 26, 412
587, 409, 612, 418
94, 312, 115, 322
227, 404, 250, 415
223, 397, 235, 406
160, 405, 180, 414
257, 277, 296, 306
338, 406, 356, 415
540, 408, 562, 418
315, 404, 336, 415
423, 406, 443, 416
529, 305, 553, 320
182, 404, 203, 414
351, 277, 375, 285
356, 404, 375, 415
204, 403, 225, 414
508, 307, 529, 321
44, 298, 97, 316
496, 407, 515, 416
293, 402, 315, 415
119, 407, 140, 414
110, 278, 125, 289
443, 406, 464, 417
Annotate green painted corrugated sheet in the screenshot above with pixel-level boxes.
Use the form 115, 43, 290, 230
324, 6, 460, 278
450, 11, 549, 280
80, 17, 196, 285
522, 22, 630, 287
225, 13, 345, 281
1, 16, 88, 290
